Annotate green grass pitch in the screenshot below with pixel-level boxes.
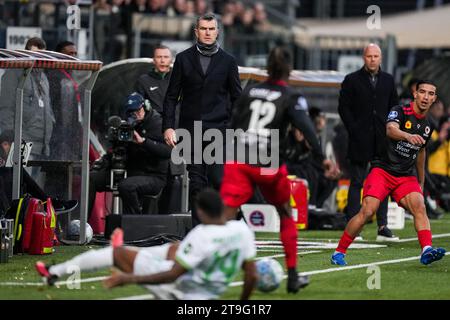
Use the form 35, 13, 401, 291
1, 214, 450, 300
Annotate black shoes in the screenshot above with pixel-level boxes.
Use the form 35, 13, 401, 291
52, 199, 78, 214
287, 268, 310, 293
376, 226, 400, 242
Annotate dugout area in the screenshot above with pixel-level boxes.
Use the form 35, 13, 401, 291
0, 49, 102, 244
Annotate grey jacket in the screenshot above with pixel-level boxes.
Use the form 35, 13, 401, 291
0, 69, 55, 157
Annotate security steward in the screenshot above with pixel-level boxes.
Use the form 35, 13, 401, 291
88, 92, 172, 216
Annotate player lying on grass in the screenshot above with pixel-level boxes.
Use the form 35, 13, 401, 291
331, 80, 446, 266
36, 189, 257, 300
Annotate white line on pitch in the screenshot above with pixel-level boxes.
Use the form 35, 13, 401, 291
258, 233, 450, 244
396, 233, 450, 243
54, 276, 108, 287
257, 250, 321, 260
0, 282, 44, 287
229, 252, 450, 287
0, 276, 108, 287
115, 294, 155, 300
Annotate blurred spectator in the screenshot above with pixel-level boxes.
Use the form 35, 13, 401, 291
170, 0, 188, 16
185, 0, 196, 16
427, 111, 450, 213
93, 0, 111, 61
286, 106, 339, 210
253, 2, 271, 32
45, 41, 83, 200
234, 1, 245, 25
195, 0, 209, 15
110, 0, 128, 61
239, 8, 255, 33
132, 0, 148, 12
47, 41, 81, 161
428, 98, 445, 129
221, 1, 236, 27
0, 37, 54, 187
399, 77, 419, 106
147, 0, 167, 14
309, 106, 327, 142
332, 122, 351, 178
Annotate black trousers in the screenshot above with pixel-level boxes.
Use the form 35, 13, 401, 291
287, 159, 337, 208
347, 161, 388, 227
187, 163, 223, 227
88, 168, 166, 217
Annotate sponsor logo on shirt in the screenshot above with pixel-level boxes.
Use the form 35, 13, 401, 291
388, 110, 398, 120
405, 120, 412, 129
294, 96, 308, 111
150, 86, 158, 91
183, 243, 192, 254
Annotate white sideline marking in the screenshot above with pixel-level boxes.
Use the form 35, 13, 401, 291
115, 294, 155, 300
0, 282, 44, 287
260, 233, 450, 244
229, 252, 450, 287
257, 250, 321, 260
396, 233, 450, 243
256, 241, 386, 250
54, 276, 108, 287
0, 276, 108, 287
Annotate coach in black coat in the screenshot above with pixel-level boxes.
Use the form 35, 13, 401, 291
162, 45, 241, 132
338, 44, 399, 240
338, 67, 398, 162
162, 13, 242, 226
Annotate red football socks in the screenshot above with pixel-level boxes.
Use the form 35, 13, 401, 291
336, 231, 355, 254
417, 229, 432, 249
280, 216, 298, 269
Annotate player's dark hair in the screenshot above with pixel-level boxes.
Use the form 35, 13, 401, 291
416, 80, 437, 92
55, 41, 75, 53
267, 46, 292, 81
195, 188, 223, 218
195, 13, 218, 29
153, 44, 171, 56
407, 77, 419, 88
309, 106, 324, 122
25, 37, 46, 50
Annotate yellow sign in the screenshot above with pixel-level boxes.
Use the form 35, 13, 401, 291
405, 121, 412, 129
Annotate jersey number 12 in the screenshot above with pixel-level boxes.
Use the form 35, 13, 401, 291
248, 99, 276, 137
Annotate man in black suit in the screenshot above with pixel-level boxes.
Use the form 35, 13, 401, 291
338, 43, 399, 242
162, 13, 242, 226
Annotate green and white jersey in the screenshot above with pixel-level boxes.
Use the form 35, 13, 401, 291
174, 220, 256, 300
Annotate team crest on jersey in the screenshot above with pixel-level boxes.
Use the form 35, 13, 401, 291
405, 121, 412, 129
388, 110, 398, 120
267, 91, 282, 101
294, 96, 308, 111
183, 243, 192, 254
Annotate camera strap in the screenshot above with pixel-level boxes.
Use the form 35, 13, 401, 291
60, 69, 82, 123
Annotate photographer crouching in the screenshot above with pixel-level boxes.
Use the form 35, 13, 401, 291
88, 92, 171, 217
